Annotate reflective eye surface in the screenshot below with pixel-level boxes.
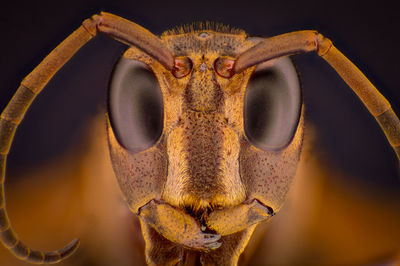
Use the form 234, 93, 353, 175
244, 57, 301, 150
109, 58, 164, 152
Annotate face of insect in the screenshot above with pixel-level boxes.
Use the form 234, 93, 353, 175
107, 25, 303, 264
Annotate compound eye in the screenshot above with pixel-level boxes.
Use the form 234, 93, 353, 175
244, 57, 301, 150
108, 58, 163, 152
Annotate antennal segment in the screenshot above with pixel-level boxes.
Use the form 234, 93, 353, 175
235, 30, 400, 160
0, 12, 175, 263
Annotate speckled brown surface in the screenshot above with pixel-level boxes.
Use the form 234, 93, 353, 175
106, 24, 304, 265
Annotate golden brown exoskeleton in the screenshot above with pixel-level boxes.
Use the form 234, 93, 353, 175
0, 12, 399, 265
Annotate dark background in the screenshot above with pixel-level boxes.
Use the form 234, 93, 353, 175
0, 0, 399, 190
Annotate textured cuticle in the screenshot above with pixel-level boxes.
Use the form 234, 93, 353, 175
316, 33, 333, 56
